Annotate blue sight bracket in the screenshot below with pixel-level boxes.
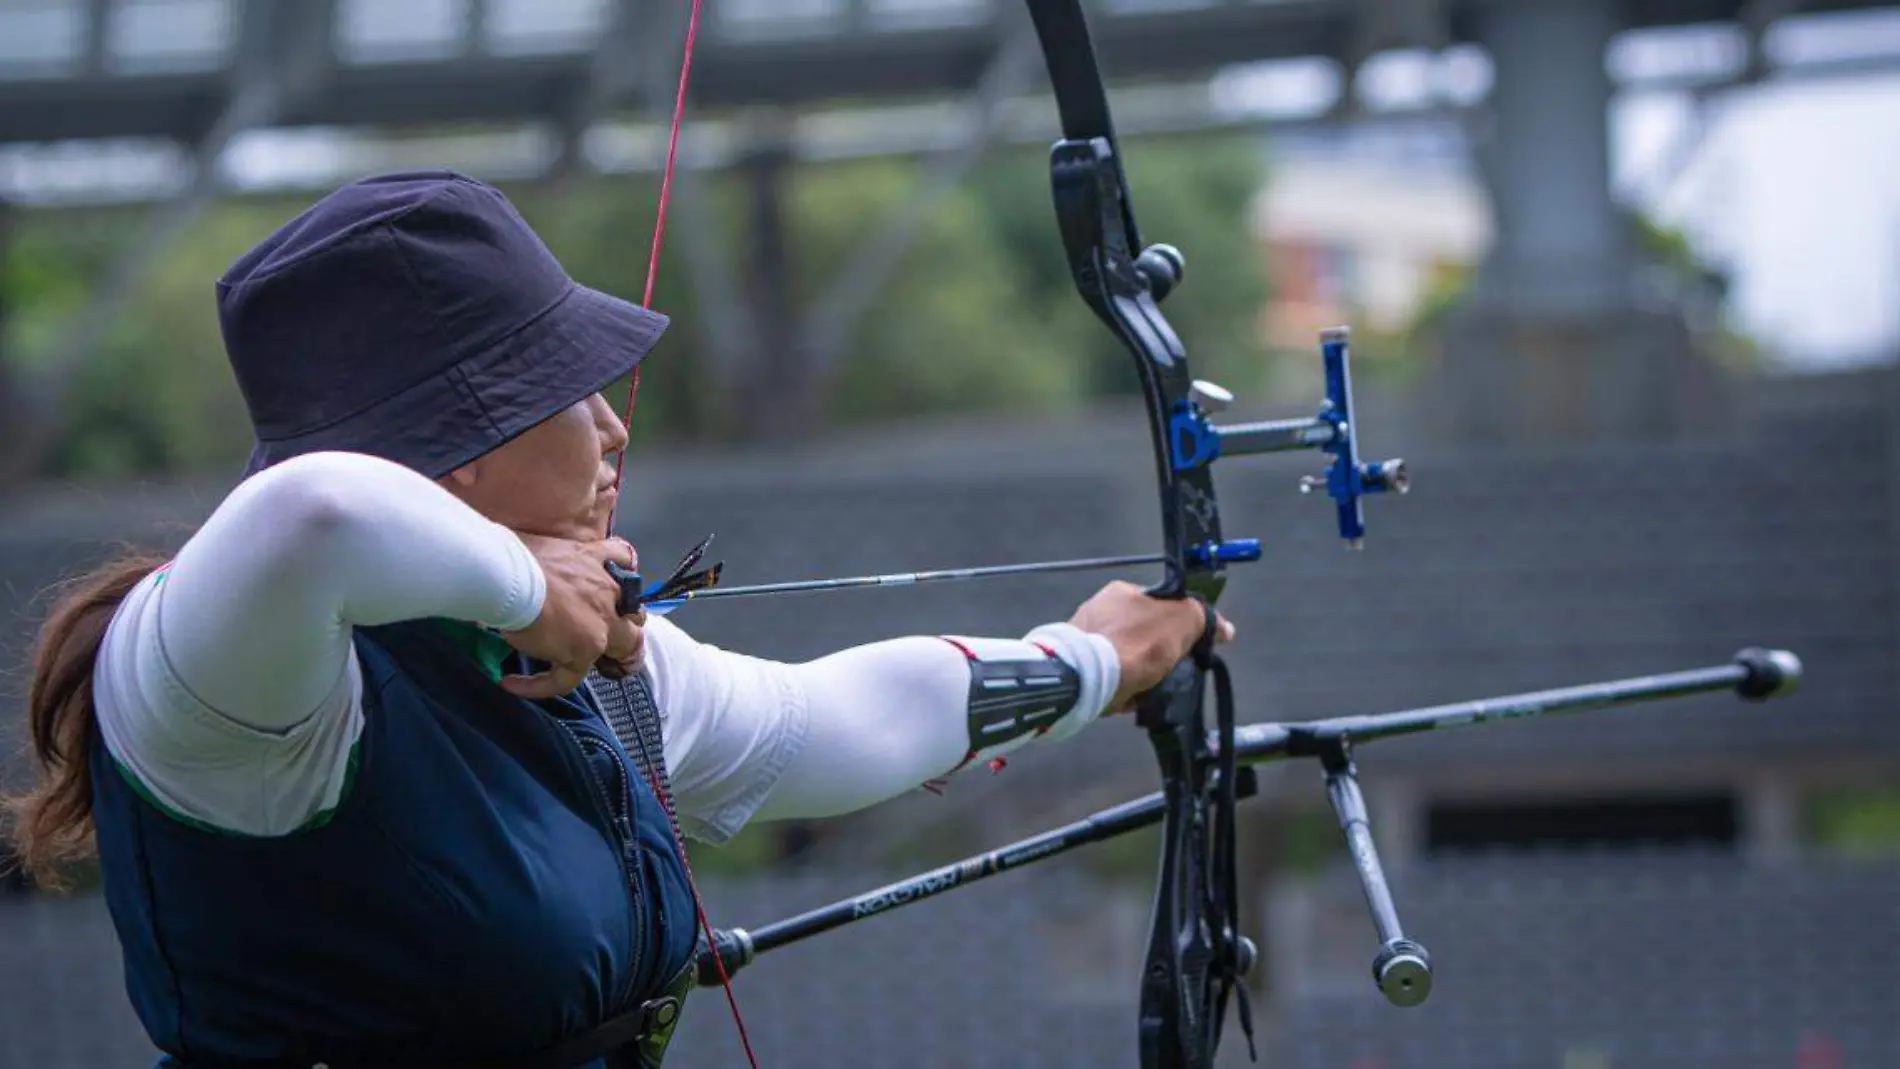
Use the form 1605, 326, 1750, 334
1309, 326, 1408, 546
1179, 325, 1409, 548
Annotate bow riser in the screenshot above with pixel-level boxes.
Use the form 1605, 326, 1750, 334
1049, 136, 1225, 608
1037, 27, 1253, 1063
1029, 1, 1255, 1064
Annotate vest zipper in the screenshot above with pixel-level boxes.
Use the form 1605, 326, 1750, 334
554, 720, 650, 996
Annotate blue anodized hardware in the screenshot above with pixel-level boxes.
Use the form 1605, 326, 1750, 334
1309, 326, 1405, 546
1168, 399, 1222, 472
1186, 539, 1264, 566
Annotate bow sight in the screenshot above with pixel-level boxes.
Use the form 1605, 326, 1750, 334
1199, 327, 1410, 547
1126, 244, 1408, 552
1169, 332, 1412, 553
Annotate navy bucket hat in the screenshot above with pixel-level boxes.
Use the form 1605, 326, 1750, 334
220, 170, 668, 478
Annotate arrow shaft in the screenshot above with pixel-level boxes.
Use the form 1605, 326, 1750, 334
650, 552, 1165, 609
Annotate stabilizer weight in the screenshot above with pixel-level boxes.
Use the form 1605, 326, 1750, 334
1373, 938, 1432, 1007
1735, 647, 1802, 700
1290, 728, 1436, 1009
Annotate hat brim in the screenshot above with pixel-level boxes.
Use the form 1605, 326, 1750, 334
244, 282, 667, 479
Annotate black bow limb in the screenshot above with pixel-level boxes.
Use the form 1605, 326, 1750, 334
1024, 1, 1259, 1064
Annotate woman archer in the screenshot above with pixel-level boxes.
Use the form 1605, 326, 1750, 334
4, 172, 1228, 1068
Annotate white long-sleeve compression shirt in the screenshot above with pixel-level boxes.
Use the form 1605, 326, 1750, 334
92, 451, 1120, 842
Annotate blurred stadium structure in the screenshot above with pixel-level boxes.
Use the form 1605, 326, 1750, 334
4, 1, 1900, 1068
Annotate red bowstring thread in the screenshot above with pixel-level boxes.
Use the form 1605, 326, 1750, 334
613, 3, 763, 1068
610, 0, 702, 501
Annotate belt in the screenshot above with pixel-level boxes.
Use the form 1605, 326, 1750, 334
163, 961, 696, 1069
497, 959, 696, 1069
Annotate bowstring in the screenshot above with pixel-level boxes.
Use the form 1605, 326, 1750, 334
610, 3, 763, 1067
609, 0, 703, 516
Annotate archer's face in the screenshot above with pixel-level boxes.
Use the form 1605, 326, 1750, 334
438, 393, 629, 541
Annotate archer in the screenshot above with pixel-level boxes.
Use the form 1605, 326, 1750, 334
3, 171, 1231, 1069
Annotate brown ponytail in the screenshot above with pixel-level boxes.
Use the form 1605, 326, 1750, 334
4, 553, 168, 892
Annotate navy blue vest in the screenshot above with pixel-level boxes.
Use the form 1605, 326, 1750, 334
90, 619, 700, 1068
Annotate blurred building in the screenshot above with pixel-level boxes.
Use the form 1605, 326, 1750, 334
1254, 131, 1491, 351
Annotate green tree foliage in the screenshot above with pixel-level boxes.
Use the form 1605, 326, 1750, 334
5, 199, 320, 476
966, 135, 1273, 402
1807, 785, 1900, 859
2, 132, 1269, 478
801, 153, 1097, 426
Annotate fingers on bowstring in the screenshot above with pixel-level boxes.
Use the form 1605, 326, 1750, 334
1184, 601, 1236, 663
604, 616, 645, 661
1213, 611, 1237, 644
1178, 593, 1236, 645
594, 654, 642, 681
600, 537, 638, 571
500, 662, 589, 700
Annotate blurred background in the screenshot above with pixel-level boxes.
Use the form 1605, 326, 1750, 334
2, 1, 1898, 1067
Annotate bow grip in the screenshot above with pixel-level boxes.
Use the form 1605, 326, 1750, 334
605, 562, 645, 617
1132, 601, 1222, 730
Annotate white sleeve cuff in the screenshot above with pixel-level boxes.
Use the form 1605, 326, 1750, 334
1023, 621, 1121, 744
489, 528, 547, 632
